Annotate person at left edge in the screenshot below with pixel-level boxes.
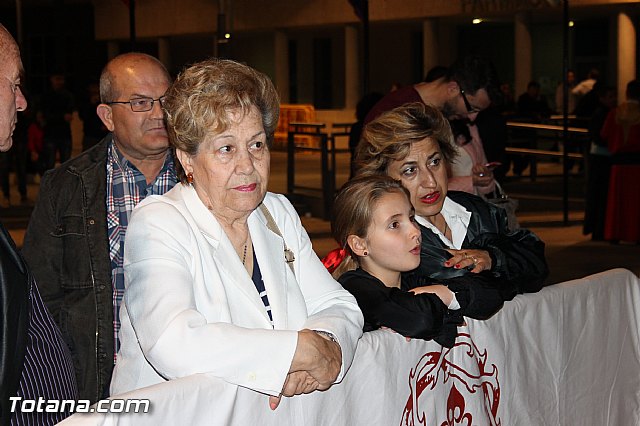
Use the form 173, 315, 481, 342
22, 53, 178, 403
0, 23, 77, 425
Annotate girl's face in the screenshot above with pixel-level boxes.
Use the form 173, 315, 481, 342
357, 190, 422, 286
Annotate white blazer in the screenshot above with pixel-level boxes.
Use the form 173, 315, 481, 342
110, 184, 363, 396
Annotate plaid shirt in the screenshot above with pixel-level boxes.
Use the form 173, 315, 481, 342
106, 141, 177, 360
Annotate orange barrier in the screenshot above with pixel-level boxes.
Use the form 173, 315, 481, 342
275, 104, 316, 148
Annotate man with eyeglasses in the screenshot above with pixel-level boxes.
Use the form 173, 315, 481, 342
362, 56, 500, 193
364, 55, 499, 125
23, 52, 178, 403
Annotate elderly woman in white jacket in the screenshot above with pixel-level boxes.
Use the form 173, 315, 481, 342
110, 58, 363, 410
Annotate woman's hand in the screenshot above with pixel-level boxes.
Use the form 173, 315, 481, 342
409, 285, 454, 306
444, 249, 492, 273
269, 371, 320, 410
270, 329, 341, 409
471, 164, 493, 187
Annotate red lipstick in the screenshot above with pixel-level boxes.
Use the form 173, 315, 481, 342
420, 191, 440, 204
234, 183, 257, 192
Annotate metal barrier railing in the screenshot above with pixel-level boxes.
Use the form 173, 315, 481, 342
286, 122, 353, 219
506, 121, 589, 181
507, 121, 588, 134
286, 119, 588, 224
506, 120, 590, 224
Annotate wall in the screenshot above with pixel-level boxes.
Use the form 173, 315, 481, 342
369, 21, 423, 93
93, 0, 637, 41
532, 22, 563, 103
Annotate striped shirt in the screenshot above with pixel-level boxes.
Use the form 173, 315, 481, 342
1, 223, 78, 425
250, 248, 273, 325
106, 141, 177, 359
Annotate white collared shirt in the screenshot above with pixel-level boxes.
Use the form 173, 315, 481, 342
415, 196, 472, 249
414, 197, 470, 311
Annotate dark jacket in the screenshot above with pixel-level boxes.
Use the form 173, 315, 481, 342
338, 268, 457, 346
0, 224, 28, 424
1, 223, 78, 425
338, 268, 504, 348
22, 136, 113, 403
415, 191, 549, 301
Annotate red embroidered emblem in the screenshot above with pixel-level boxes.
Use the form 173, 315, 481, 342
400, 333, 501, 426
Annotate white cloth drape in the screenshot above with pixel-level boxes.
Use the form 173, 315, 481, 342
61, 268, 640, 426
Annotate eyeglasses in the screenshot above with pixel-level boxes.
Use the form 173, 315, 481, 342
106, 96, 166, 112
456, 83, 480, 114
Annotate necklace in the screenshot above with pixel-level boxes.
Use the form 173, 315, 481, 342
242, 243, 248, 265
442, 220, 449, 238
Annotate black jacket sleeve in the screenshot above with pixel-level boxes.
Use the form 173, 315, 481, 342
462, 193, 548, 298
417, 191, 549, 300
0, 224, 29, 425
437, 274, 504, 320
338, 269, 462, 347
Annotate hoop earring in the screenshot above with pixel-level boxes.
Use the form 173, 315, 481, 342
187, 173, 194, 184
363, 251, 368, 256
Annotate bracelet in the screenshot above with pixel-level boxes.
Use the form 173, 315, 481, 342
314, 330, 339, 347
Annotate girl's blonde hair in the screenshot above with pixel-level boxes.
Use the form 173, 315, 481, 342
330, 175, 410, 278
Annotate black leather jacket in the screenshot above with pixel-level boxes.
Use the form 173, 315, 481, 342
414, 191, 549, 301
22, 136, 113, 403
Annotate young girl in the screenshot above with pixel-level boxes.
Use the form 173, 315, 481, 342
331, 175, 503, 347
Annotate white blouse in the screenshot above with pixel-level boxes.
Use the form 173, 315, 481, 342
415, 196, 472, 250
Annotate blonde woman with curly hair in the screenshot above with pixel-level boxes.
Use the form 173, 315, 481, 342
111, 59, 363, 410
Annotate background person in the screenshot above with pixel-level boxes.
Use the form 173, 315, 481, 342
355, 102, 548, 300
78, 82, 108, 151
601, 79, 640, 244
447, 119, 496, 196
511, 81, 551, 176
555, 69, 576, 114
572, 68, 600, 98
40, 72, 75, 170
364, 55, 499, 125
475, 105, 509, 184
110, 58, 363, 410
516, 80, 551, 123
348, 92, 383, 177
583, 84, 617, 241
0, 108, 28, 207
22, 52, 178, 402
